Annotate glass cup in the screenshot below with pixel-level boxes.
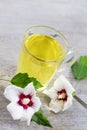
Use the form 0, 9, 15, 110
17, 26, 76, 86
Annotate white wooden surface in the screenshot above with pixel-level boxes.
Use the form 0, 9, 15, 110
0, 0, 87, 130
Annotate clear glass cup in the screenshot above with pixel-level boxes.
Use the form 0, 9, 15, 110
17, 26, 75, 86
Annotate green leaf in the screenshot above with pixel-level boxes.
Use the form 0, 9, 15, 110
11, 73, 30, 88
11, 73, 43, 89
31, 109, 53, 128
71, 56, 87, 80
30, 77, 43, 89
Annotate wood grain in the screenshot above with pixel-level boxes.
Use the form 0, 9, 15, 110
0, 0, 87, 130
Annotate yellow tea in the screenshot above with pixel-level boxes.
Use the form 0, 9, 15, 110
17, 34, 64, 85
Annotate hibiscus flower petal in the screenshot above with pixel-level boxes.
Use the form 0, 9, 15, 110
24, 83, 36, 96
49, 99, 62, 113
54, 75, 75, 93
63, 95, 73, 111
21, 107, 35, 126
32, 97, 41, 112
4, 85, 23, 102
43, 89, 57, 99
7, 102, 23, 120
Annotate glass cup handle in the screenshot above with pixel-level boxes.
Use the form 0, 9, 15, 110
58, 48, 78, 73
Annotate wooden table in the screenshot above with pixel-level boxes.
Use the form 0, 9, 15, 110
0, 0, 87, 130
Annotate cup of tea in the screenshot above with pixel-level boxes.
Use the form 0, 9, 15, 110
17, 26, 76, 86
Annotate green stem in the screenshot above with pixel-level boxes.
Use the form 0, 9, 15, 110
0, 79, 10, 82
72, 92, 87, 109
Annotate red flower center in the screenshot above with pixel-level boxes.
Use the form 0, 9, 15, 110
57, 89, 67, 101
17, 93, 34, 109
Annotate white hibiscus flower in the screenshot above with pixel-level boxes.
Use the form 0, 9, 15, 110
43, 75, 75, 113
4, 83, 41, 125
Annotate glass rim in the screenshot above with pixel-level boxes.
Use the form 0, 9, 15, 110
23, 25, 69, 63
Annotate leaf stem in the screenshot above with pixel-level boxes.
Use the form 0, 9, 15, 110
0, 79, 10, 82
72, 92, 87, 109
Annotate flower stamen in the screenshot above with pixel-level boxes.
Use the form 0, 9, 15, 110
17, 93, 34, 109
22, 98, 30, 105
57, 89, 67, 102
